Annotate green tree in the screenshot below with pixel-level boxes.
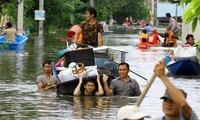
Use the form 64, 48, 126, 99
0, 0, 149, 33
0, 0, 18, 24
93, 0, 148, 24
181, 0, 199, 32
113, 0, 149, 24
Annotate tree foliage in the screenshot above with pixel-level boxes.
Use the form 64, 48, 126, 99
181, 0, 200, 32
0, 0, 149, 33
113, 0, 149, 24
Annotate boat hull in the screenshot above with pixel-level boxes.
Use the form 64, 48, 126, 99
56, 47, 126, 95
0, 35, 28, 50
166, 59, 200, 75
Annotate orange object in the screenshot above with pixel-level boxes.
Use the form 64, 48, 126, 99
77, 32, 83, 44
138, 40, 148, 49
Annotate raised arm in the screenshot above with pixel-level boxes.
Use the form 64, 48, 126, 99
95, 74, 104, 96
154, 59, 193, 119
73, 76, 83, 96
103, 74, 113, 96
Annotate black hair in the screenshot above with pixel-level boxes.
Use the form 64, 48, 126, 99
42, 60, 52, 68
164, 33, 169, 37
84, 79, 96, 86
6, 22, 12, 28
186, 34, 194, 40
142, 29, 147, 34
86, 7, 97, 18
172, 36, 179, 39
118, 62, 130, 70
76, 43, 89, 49
142, 38, 147, 42
166, 13, 171, 17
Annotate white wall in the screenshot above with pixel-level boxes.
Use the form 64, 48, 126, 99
182, 22, 200, 44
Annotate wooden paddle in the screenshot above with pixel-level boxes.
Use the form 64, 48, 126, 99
135, 72, 157, 107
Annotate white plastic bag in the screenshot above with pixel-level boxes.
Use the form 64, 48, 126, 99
58, 66, 98, 83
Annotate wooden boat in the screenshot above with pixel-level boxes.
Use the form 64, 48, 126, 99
55, 46, 127, 95
165, 47, 200, 75
0, 35, 28, 50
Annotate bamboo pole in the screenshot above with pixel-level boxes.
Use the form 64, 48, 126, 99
135, 73, 157, 107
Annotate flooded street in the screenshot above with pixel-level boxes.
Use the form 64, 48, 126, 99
0, 33, 199, 119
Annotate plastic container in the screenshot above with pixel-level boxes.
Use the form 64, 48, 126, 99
67, 25, 81, 38
64, 48, 95, 66
0, 35, 28, 50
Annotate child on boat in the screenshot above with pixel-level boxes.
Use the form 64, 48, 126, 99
162, 27, 174, 47
55, 49, 67, 67
165, 50, 175, 66
138, 29, 148, 49
140, 29, 148, 42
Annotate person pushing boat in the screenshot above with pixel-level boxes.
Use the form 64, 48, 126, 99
36, 60, 57, 91
103, 62, 141, 96
73, 74, 106, 96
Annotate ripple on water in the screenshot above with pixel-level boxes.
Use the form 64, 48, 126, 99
0, 34, 200, 119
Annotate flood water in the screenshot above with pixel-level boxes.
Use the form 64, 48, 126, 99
0, 33, 199, 120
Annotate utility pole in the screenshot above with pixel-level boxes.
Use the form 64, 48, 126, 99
35, 0, 45, 36
174, 0, 179, 21
151, 0, 157, 26
90, 0, 94, 7
151, 0, 154, 26
17, 0, 24, 34
39, 0, 44, 36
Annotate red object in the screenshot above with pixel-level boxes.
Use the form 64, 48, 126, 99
60, 38, 67, 43
67, 25, 81, 38
138, 40, 148, 49
55, 58, 64, 67
67, 31, 76, 38
148, 33, 160, 46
